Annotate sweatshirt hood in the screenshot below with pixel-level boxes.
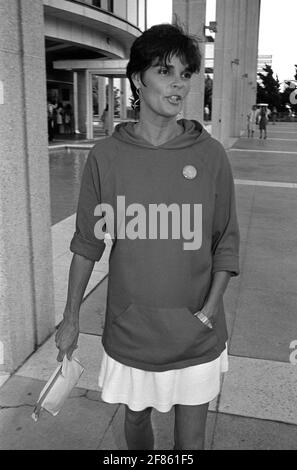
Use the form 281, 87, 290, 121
112, 119, 211, 150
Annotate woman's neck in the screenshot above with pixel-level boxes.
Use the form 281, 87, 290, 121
134, 112, 182, 147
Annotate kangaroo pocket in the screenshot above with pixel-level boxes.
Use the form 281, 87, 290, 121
108, 303, 218, 367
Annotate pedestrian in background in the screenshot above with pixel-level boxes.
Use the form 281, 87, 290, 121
101, 105, 109, 135
204, 104, 210, 121
257, 104, 270, 139
47, 100, 56, 142
247, 104, 258, 138
64, 104, 73, 134
56, 102, 64, 135
55, 23, 240, 451
272, 106, 278, 125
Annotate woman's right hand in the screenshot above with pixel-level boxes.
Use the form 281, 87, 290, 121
55, 317, 79, 362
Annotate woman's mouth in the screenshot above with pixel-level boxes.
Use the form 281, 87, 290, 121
166, 95, 182, 105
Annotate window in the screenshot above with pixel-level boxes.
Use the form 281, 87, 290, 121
92, 0, 101, 7
138, 0, 146, 30
113, 0, 127, 19
107, 0, 113, 12
127, 0, 137, 25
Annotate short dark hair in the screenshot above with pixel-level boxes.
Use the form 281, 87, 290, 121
126, 23, 202, 109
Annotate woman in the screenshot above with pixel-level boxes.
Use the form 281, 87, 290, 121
64, 104, 73, 134
272, 106, 278, 125
257, 104, 270, 139
100, 105, 109, 135
56, 102, 64, 135
55, 24, 240, 450
247, 105, 257, 138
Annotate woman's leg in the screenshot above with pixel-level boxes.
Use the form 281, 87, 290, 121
173, 403, 209, 450
124, 405, 154, 450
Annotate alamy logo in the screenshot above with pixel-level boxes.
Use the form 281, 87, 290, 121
94, 196, 202, 250
289, 340, 297, 365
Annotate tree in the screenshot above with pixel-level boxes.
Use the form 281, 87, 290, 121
257, 64, 281, 110
278, 65, 297, 114
103, 84, 121, 117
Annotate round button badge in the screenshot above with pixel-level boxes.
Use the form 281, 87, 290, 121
182, 165, 197, 180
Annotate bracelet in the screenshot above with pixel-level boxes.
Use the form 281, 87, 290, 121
194, 311, 213, 329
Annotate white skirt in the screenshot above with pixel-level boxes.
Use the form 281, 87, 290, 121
98, 345, 228, 413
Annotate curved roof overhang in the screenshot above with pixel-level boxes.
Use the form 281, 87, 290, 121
53, 59, 128, 77
44, 0, 142, 59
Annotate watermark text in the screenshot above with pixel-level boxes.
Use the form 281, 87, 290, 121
94, 196, 203, 251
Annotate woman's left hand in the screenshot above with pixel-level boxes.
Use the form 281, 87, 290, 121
197, 302, 219, 329
195, 271, 232, 328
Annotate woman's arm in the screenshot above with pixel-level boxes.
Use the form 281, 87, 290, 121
200, 271, 231, 323
64, 253, 95, 324
55, 149, 106, 361
55, 253, 95, 361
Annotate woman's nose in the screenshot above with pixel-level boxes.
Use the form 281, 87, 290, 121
171, 78, 184, 89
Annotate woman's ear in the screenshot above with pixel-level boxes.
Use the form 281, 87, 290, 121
131, 72, 141, 91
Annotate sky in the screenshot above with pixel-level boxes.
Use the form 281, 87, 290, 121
147, 0, 297, 83
258, 0, 297, 82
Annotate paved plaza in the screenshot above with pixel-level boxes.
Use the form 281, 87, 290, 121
0, 122, 297, 450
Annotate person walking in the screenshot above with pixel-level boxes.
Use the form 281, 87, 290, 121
257, 104, 270, 139
247, 105, 258, 138
100, 105, 109, 135
56, 102, 64, 135
204, 104, 210, 122
64, 104, 73, 134
55, 24, 240, 451
47, 100, 56, 142
272, 106, 278, 125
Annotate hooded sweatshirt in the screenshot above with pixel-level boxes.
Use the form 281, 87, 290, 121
70, 119, 240, 372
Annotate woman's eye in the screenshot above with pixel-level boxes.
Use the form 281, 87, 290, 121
159, 67, 169, 75
182, 71, 192, 79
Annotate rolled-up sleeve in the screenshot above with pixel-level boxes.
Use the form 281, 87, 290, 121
211, 149, 240, 277
70, 149, 106, 261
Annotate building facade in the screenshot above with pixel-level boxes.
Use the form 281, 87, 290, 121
257, 54, 273, 75
0, 0, 143, 375
45, 0, 144, 137
172, 0, 261, 146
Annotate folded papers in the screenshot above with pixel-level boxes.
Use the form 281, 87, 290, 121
32, 355, 84, 422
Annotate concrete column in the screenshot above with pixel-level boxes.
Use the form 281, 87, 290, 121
212, 0, 236, 147
237, 0, 261, 133
246, 0, 261, 111
230, 0, 248, 137
0, 0, 55, 373
77, 70, 87, 134
73, 71, 80, 133
108, 77, 114, 135
237, 0, 249, 134
120, 77, 127, 120
172, 0, 206, 122
77, 70, 92, 138
86, 71, 93, 140
98, 76, 106, 117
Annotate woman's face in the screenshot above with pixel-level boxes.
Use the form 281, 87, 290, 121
133, 54, 193, 119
